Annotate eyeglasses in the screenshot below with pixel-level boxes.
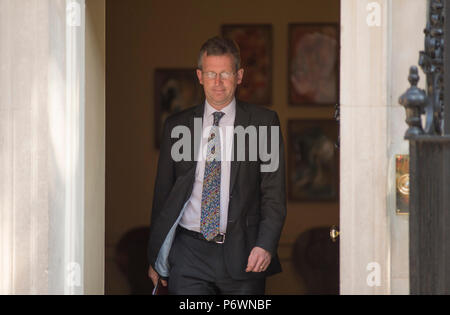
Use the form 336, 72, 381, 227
202, 71, 235, 81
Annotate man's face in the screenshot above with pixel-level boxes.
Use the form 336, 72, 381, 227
196, 53, 244, 108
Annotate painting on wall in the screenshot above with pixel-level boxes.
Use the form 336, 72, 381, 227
288, 119, 339, 201
221, 24, 272, 106
288, 23, 339, 106
154, 68, 204, 148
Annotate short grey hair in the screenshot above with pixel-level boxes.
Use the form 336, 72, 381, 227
197, 36, 241, 72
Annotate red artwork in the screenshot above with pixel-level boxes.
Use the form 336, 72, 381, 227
289, 24, 339, 106
222, 24, 272, 106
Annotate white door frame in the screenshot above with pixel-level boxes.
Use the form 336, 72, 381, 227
0, 0, 105, 294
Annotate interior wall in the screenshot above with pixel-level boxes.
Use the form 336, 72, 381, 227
106, 0, 340, 294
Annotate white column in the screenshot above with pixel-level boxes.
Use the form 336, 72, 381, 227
0, 0, 94, 295
340, 0, 390, 295
0, 0, 52, 294
47, 0, 86, 295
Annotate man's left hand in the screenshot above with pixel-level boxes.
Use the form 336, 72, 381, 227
246, 246, 272, 273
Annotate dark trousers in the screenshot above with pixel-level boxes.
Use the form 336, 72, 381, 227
167, 229, 266, 295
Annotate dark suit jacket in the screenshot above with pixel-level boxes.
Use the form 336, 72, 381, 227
147, 100, 287, 280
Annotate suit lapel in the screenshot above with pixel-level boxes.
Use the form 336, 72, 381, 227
187, 103, 204, 169
229, 101, 251, 195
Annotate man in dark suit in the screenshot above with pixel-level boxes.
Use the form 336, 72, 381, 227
147, 36, 286, 295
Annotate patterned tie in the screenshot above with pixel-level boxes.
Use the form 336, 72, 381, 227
200, 111, 225, 240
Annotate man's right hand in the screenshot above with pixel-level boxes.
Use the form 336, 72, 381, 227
148, 265, 167, 287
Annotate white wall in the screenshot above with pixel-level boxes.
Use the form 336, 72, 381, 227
0, 0, 53, 294
340, 0, 426, 294
388, 0, 427, 294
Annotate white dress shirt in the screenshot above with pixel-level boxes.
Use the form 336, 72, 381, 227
179, 98, 236, 234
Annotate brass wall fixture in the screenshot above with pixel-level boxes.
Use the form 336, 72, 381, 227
395, 155, 410, 215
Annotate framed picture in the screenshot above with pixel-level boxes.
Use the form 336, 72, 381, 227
154, 68, 204, 148
222, 24, 272, 106
287, 119, 339, 201
288, 23, 339, 106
